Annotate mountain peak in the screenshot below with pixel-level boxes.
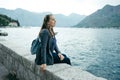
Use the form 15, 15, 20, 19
15, 8, 28, 12
116, 4, 120, 7
104, 4, 113, 7
103, 4, 120, 9
69, 13, 80, 16
75, 4, 120, 28
103, 4, 113, 10
15, 8, 22, 10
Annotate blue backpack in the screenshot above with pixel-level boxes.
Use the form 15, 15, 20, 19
31, 37, 41, 55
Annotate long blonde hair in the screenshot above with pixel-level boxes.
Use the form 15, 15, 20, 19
38, 14, 55, 37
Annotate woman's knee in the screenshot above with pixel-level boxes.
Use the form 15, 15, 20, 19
61, 53, 67, 58
62, 57, 71, 65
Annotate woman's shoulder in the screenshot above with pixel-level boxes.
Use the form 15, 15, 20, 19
41, 29, 49, 34
40, 29, 51, 37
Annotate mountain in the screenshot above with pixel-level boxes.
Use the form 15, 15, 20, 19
75, 4, 120, 28
0, 14, 20, 27
55, 13, 85, 27
0, 8, 86, 27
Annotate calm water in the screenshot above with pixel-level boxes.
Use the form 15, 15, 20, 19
0, 27, 120, 80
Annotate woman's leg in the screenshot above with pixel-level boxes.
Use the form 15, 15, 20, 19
52, 52, 71, 65
52, 52, 61, 64
61, 54, 71, 65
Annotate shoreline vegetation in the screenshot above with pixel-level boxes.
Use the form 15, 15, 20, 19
0, 14, 20, 27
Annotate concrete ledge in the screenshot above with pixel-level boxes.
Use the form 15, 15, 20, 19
0, 42, 107, 80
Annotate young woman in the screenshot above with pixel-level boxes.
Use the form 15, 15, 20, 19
35, 14, 71, 71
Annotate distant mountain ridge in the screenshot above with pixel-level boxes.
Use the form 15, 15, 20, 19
0, 8, 86, 27
75, 4, 120, 28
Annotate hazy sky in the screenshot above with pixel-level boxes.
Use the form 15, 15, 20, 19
0, 0, 120, 15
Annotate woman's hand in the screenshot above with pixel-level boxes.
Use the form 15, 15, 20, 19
58, 53, 64, 61
40, 64, 46, 71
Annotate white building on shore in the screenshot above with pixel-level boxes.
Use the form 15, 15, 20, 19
8, 22, 18, 27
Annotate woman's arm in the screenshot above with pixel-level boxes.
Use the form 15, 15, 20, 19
40, 30, 49, 64
54, 37, 61, 54
55, 42, 65, 60
55, 43, 61, 54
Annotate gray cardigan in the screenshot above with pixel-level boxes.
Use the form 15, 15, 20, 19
35, 29, 61, 65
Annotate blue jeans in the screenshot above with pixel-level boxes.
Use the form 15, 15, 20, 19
52, 52, 71, 65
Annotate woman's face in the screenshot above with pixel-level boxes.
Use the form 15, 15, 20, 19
47, 15, 56, 27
